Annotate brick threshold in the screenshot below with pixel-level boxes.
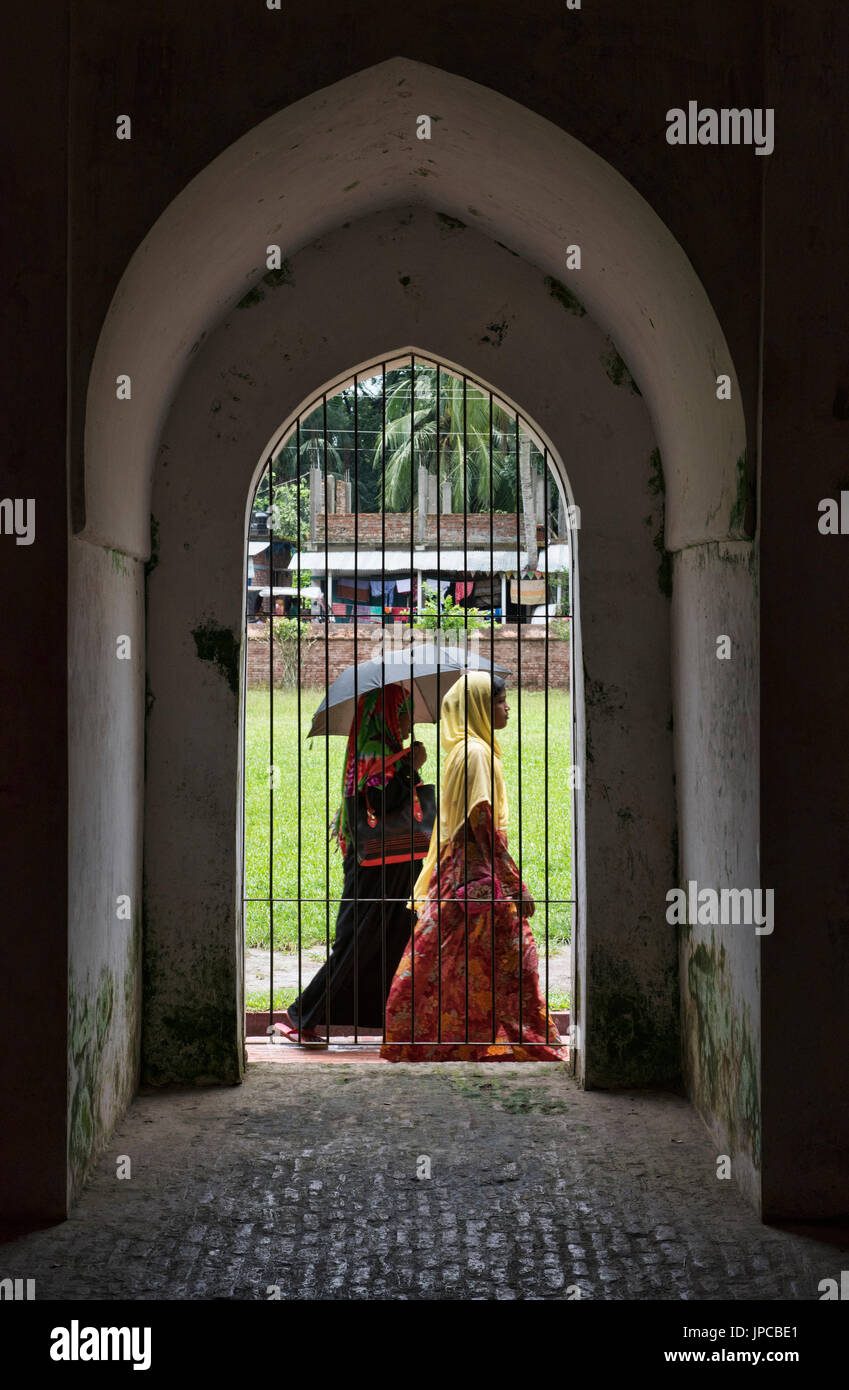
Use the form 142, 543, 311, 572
246, 1011, 570, 1064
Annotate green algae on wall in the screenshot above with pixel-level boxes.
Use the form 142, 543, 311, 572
587, 945, 680, 1087
601, 339, 641, 395
191, 619, 240, 696
69, 948, 141, 1200
685, 935, 760, 1169
141, 934, 243, 1087
104, 546, 131, 578
435, 213, 466, 231
728, 449, 750, 533
144, 514, 160, 578
262, 262, 294, 289
544, 275, 586, 316
237, 284, 265, 309
647, 449, 673, 598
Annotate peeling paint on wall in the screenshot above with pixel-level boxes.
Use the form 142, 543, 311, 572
191, 619, 240, 696
480, 319, 510, 347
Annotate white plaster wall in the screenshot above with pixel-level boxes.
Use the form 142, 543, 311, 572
672, 542, 760, 1206
143, 204, 677, 1086
67, 537, 143, 1199
83, 58, 745, 561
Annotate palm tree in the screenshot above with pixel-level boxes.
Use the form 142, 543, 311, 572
374, 365, 521, 513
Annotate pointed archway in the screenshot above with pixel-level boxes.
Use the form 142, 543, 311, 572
71, 59, 758, 1209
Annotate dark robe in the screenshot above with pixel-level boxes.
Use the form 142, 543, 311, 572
287, 762, 422, 1032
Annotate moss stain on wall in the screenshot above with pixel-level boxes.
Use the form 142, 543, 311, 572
141, 934, 242, 1087
684, 934, 760, 1169
544, 275, 586, 316
588, 945, 680, 1088
601, 339, 642, 395
191, 619, 240, 697
728, 449, 750, 533
648, 448, 673, 597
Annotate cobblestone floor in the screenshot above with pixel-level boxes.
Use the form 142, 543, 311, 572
2, 1063, 844, 1300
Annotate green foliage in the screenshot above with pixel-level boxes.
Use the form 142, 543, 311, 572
374, 364, 546, 514
266, 478, 310, 543
414, 587, 492, 633
271, 618, 316, 688
245, 986, 298, 1013
249, 365, 564, 538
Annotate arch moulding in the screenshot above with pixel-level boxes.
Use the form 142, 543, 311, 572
81, 56, 745, 560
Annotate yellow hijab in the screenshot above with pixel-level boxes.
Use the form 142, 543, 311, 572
411, 671, 508, 908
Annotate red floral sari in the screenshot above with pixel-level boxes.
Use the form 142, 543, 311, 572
380, 802, 565, 1062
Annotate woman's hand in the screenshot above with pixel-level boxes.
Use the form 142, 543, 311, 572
520, 883, 535, 918
411, 740, 427, 770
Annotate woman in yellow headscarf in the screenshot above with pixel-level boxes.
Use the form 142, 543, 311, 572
380, 671, 564, 1062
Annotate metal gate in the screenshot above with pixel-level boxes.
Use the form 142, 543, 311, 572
243, 353, 577, 1053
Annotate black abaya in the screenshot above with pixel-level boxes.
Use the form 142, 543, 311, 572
287, 763, 422, 1031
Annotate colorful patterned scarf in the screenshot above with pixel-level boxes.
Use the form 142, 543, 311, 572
331, 684, 411, 857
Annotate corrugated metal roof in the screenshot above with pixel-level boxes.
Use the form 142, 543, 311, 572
289, 549, 529, 572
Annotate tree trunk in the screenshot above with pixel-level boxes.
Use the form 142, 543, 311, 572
519, 435, 538, 573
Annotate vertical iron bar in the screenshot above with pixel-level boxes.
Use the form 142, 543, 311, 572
543, 448, 551, 1040
295, 418, 302, 1039
463, 374, 469, 1045
515, 412, 523, 1043
436, 364, 442, 1045
380, 363, 387, 1046
268, 456, 275, 1037
353, 373, 360, 1044
489, 391, 496, 1045
409, 354, 415, 1046
323, 396, 330, 1045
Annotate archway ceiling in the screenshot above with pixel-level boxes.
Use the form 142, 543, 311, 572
83, 57, 745, 560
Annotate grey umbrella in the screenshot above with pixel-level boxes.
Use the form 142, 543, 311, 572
307, 646, 511, 738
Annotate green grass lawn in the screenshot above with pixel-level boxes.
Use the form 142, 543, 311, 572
243, 688, 573, 956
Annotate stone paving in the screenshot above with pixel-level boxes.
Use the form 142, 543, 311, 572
1, 1063, 843, 1301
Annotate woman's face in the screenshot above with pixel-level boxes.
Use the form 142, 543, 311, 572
492, 687, 510, 729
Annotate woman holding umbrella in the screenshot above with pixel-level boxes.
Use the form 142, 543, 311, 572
277, 683, 429, 1045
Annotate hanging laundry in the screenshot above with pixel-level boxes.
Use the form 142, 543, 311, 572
337, 579, 370, 603
424, 577, 451, 598
395, 576, 412, 593
454, 580, 475, 602
370, 579, 385, 597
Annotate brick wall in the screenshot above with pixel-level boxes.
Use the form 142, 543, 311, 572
245, 621, 570, 692
314, 513, 547, 548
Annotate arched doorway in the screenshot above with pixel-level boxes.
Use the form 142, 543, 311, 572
241, 352, 580, 1053
71, 58, 757, 1205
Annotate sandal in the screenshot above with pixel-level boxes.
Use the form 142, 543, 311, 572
270, 1017, 329, 1049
